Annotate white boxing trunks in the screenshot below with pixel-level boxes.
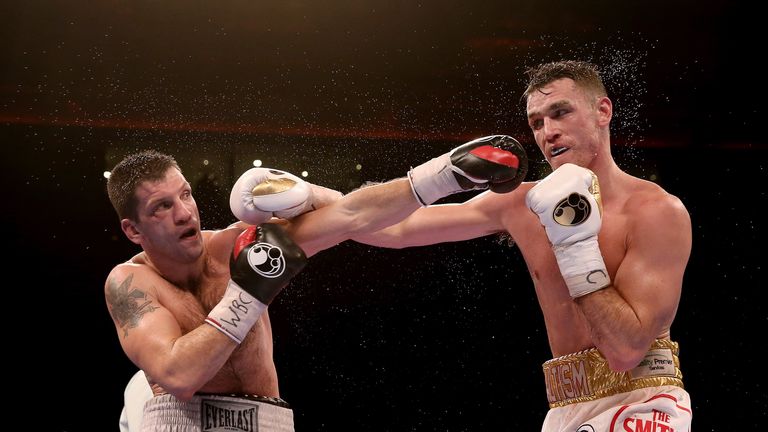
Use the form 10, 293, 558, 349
541, 339, 692, 432
141, 393, 294, 432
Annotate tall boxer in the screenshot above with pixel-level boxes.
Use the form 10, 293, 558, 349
353, 61, 693, 431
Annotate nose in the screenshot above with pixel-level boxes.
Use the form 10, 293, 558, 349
543, 117, 560, 143
173, 199, 194, 225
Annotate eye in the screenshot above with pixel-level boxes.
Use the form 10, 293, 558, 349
553, 108, 569, 118
530, 119, 543, 131
152, 201, 172, 214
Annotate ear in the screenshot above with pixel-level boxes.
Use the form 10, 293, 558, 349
596, 96, 612, 127
121, 218, 143, 245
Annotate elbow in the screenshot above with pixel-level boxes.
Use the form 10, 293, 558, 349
351, 228, 411, 250
367, 235, 410, 249
161, 380, 199, 402
603, 345, 649, 373
347, 213, 374, 237
150, 368, 203, 402
164, 370, 203, 401
169, 388, 197, 402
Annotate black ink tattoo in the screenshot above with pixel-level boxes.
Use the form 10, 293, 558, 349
106, 274, 158, 337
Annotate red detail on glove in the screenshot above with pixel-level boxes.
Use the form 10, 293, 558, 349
469, 145, 520, 168
233, 226, 258, 258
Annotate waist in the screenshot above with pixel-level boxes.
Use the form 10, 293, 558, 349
151, 392, 290, 409
143, 393, 294, 432
197, 393, 291, 409
542, 339, 684, 408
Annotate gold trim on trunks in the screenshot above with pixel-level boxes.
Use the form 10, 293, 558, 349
542, 339, 684, 408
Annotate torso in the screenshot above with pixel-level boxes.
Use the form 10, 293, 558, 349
497, 175, 671, 357
132, 229, 279, 397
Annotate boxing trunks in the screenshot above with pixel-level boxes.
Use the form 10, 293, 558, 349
541, 339, 692, 432
141, 393, 294, 432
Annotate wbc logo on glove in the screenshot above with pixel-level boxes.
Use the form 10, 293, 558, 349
246, 243, 286, 278
552, 193, 592, 226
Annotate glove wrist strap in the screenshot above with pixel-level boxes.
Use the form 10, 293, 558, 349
408, 154, 461, 206
552, 236, 611, 298
205, 280, 268, 344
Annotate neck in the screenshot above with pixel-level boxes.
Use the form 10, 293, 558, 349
586, 138, 625, 202
589, 162, 625, 204
144, 249, 207, 291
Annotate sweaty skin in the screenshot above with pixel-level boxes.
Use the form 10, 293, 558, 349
106, 168, 281, 397
106, 167, 421, 400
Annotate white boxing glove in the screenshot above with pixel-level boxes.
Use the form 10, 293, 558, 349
230, 168, 343, 224
526, 163, 610, 298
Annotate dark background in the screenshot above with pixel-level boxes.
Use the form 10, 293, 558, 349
2, 1, 765, 430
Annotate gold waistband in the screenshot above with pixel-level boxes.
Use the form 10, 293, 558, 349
542, 339, 684, 408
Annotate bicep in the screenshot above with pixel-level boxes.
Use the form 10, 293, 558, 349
613, 200, 692, 334
105, 270, 184, 369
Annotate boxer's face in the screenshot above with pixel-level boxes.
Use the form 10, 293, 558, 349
526, 78, 604, 170
129, 168, 204, 263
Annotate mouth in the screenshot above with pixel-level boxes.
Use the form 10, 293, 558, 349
180, 227, 198, 240
550, 146, 569, 157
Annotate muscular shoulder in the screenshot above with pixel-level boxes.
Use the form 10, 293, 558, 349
106, 262, 165, 299
624, 179, 691, 240
202, 224, 247, 264
627, 180, 688, 219
104, 264, 169, 329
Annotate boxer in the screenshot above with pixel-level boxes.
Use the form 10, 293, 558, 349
106, 136, 527, 431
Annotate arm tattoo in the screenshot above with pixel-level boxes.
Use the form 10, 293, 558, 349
106, 273, 158, 337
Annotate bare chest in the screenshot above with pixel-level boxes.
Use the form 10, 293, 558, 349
161, 278, 226, 333
156, 274, 278, 394
509, 207, 629, 354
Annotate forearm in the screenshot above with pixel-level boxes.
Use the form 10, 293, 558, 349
148, 325, 237, 400
289, 179, 420, 255
339, 178, 420, 235
575, 287, 653, 371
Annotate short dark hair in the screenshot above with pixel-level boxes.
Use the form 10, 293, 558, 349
107, 150, 181, 221
523, 60, 607, 101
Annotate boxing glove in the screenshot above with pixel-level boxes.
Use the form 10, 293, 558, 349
294, 183, 343, 219
408, 135, 528, 206
230, 168, 342, 224
526, 163, 610, 298
205, 224, 307, 343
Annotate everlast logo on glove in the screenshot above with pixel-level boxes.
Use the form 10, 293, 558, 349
201, 398, 258, 432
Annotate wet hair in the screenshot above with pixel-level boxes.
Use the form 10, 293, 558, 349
522, 60, 607, 102
107, 150, 181, 221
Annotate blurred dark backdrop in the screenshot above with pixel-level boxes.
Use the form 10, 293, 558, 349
2, 1, 764, 430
